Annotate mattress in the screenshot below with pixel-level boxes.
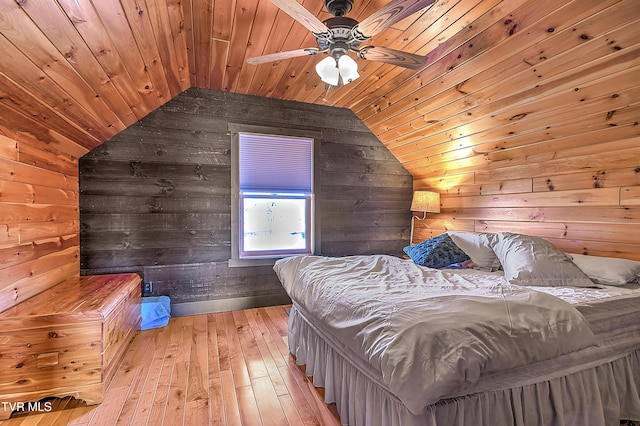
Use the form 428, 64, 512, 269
442, 280, 640, 396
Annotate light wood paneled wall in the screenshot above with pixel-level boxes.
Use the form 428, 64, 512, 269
0, 126, 83, 313
384, 0, 640, 260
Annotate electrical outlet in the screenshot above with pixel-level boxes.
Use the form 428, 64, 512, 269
143, 281, 153, 293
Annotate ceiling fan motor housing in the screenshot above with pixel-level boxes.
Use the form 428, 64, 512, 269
317, 16, 363, 55
325, 0, 353, 16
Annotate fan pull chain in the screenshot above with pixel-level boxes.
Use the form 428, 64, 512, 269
322, 83, 333, 104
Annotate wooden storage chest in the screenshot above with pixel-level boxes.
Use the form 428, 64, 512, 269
0, 274, 141, 420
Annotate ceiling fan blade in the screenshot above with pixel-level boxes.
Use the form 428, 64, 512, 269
269, 0, 330, 34
358, 46, 426, 69
246, 48, 321, 65
355, 0, 436, 39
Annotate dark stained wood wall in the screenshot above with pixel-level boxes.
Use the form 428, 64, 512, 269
79, 88, 412, 305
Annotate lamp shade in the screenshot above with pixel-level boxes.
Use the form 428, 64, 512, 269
315, 56, 339, 86
410, 191, 440, 213
338, 54, 359, 84
315, 54, 360, 86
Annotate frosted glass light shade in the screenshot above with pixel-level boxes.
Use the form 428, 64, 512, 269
315, 56, 339, 86
315, 54, 360, 86
338, 55, 359, 84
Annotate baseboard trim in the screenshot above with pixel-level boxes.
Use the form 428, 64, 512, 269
170, 294, 292, 317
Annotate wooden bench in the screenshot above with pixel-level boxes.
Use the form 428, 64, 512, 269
0, 274, 141, 420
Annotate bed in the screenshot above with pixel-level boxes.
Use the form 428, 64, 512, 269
273, 231, 640, 426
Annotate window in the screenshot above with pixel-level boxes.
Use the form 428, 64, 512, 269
241, 196, 310, 255
229, 125, 319, 266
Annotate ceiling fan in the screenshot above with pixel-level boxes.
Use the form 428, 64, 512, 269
246, 0, 435, 86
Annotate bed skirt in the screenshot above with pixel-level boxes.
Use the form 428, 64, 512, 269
288, 306, 640, 426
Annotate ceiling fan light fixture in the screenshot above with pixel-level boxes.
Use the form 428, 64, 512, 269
338, 54, 359, 84
316, 53, 359, 86
316, 56, 340, 86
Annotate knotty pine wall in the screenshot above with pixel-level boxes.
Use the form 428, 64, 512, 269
0, 127, 81, 313
409, 66, 640, 260
413, 164, 640, 261
360, 0, 640, 262
79, 88, 412, 306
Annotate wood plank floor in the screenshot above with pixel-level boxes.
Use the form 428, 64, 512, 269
0, 306, 341, 426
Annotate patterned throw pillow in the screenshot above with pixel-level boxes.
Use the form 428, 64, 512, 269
403, 234, 471, 269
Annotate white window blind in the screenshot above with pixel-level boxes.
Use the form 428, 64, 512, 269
239, 133, 313, 194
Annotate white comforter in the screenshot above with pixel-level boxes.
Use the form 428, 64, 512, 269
274, 254, 598, 415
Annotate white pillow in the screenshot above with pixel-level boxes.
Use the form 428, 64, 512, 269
567, 253, 640, 286
448, 231, 501, 271
491, 232, 595, 287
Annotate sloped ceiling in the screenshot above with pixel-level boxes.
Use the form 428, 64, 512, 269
0, 0, 638, 177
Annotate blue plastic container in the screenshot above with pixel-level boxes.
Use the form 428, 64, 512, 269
140, 296, 171, 330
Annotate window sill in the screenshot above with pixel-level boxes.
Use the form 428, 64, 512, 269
228, 258, 279, 268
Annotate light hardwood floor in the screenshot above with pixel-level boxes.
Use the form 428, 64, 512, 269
0, 306, 341, 426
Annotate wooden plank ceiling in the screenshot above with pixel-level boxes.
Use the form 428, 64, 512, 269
0, 0, 638, 177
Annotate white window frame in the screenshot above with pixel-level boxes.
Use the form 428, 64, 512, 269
229, 123, 321, 267
239, 193, 313, 259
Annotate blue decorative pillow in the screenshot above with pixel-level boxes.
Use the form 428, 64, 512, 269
403, 234, 471, 268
